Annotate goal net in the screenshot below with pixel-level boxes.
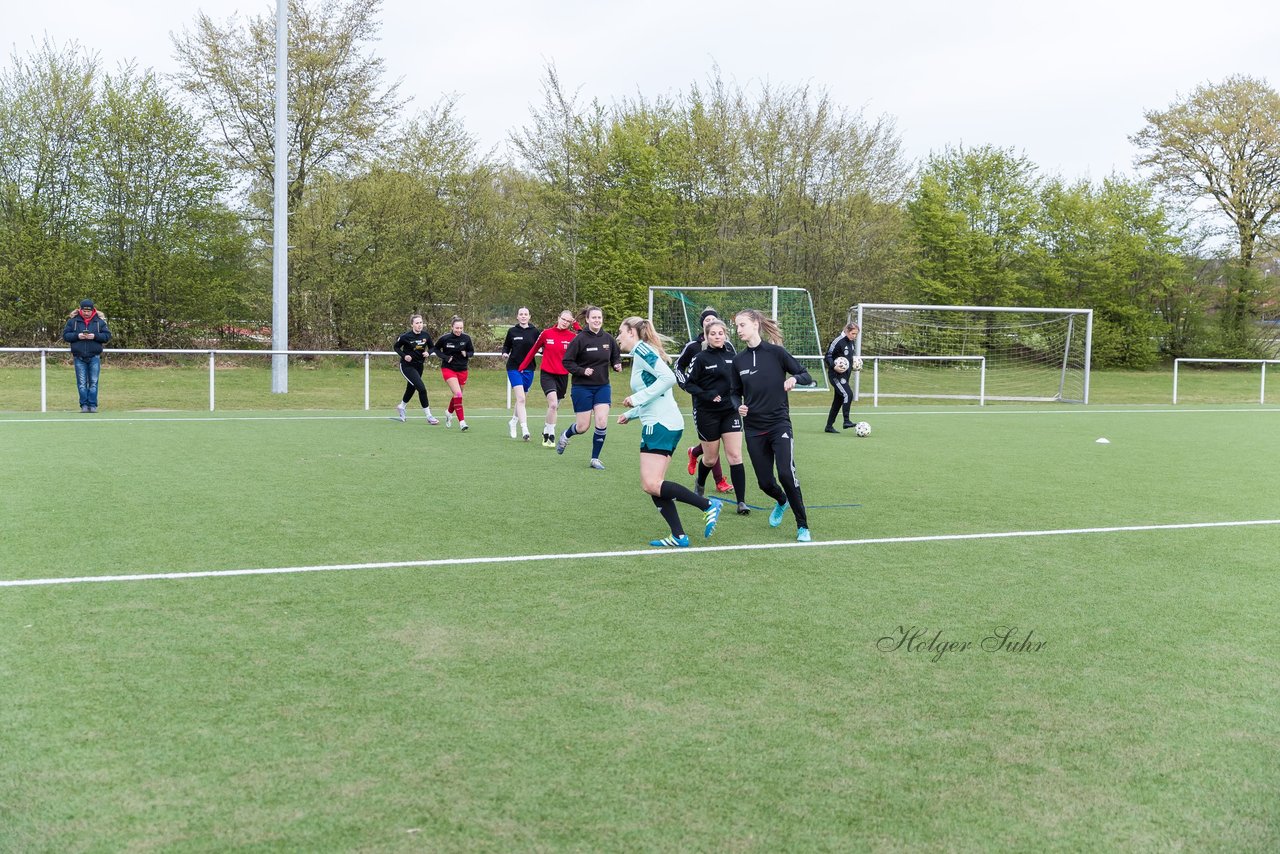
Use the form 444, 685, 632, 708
649, 286, 828, 391
852, 304, 1092, 403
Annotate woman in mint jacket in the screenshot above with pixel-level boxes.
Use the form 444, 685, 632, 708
616, 316, 722, 548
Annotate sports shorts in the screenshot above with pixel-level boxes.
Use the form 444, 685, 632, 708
539, 371, 569, 399
507, 368, 534, 391
570, 382, 611, 413
639, 423, 682, 455
693, 407, 742, 442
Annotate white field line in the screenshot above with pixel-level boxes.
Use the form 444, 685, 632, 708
3, 518, 1278, 588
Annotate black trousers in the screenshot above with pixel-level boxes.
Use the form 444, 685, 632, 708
399, 362, 429, 407
744, 422, 808, 528
827, 374, 851, 425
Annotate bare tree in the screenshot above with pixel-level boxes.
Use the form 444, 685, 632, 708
170, 0, 404, 212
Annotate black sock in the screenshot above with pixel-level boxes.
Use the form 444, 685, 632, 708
696, 461, 710, 488
652, 495, 684, 537
730, 463, 747, 503
660, 479, 710, 511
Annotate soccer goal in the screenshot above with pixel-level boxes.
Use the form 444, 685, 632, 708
649, 286, 828, 391
852, 304, 1093, 403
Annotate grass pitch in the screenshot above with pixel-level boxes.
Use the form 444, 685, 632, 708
2, 399, 1279, 851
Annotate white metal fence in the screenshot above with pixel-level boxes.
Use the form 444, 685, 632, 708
1172, 358, 1280, 404
856, 356, 988, 407
1, 347, 512, 412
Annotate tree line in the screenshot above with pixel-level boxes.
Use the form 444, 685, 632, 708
2, 0, 1278, 365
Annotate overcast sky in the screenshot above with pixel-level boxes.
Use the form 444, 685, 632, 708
8, 0, 1280, 182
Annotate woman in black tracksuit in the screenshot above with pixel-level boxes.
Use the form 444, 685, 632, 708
824, 321, 860, 432
393, 314, 439, 424
683, 318, 749, 514
729, 308, 815, 542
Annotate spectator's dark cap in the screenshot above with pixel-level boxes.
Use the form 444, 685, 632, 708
79, 299, 95, 309
699, 308, 719, 325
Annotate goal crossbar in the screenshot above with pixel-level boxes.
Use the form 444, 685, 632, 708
853, 303, 1093, 404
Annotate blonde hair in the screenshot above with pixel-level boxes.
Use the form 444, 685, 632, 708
701, 318, 729, 349
735, 309, 783, 345
620, 316, 671, 362
845, 320, 860, 333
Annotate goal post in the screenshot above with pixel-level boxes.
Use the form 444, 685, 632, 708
852, 303, 1093, 404
649, 286, 829, 391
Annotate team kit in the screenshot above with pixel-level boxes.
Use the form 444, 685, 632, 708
393, 307, 866, 547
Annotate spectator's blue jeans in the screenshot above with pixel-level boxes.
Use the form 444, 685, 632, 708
74, 356, 101, 407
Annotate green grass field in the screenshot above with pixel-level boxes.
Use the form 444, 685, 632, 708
2, 371, 1280, 850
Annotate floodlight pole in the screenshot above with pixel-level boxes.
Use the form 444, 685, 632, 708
270, 0, 289, 393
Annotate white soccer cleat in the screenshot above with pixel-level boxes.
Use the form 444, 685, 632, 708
459, 420, 469, 432
445, 413, 454, 428
508, 417, 518, 439
396, 402, 406, 422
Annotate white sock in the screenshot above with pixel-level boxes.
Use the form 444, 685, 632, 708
520, 421, 528, 433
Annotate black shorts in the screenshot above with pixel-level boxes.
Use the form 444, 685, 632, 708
693, 407, 742, 442
540, 371, 569, 399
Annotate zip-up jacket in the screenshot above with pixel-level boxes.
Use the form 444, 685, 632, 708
729, 341, 813, 431
63, 310, 111, 360
824, 334, 858, 377
683, 345, 737, 413
675, 335, 735, 388
518, 325, 576, 374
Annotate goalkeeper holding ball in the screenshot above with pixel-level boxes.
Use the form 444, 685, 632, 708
823, 321, 860, 434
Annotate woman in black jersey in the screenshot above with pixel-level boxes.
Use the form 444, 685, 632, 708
435, 315, 475, 431
393, 313, 440, 424
683, 318, 749, 514
824, 321, 860, 433
729, 308, 815, 542
557, 305, 622, 470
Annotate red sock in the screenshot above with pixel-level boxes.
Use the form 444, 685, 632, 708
453, 396, 464, 420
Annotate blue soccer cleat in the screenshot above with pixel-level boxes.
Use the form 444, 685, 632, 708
769, 501, 789, 528
650, 534, 690, 548
556, 432, 569, 454
797, 526, 812, 543
703, 498, 723, 538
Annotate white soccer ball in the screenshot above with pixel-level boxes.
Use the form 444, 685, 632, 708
854, 421, 871, 437
833, 356, 850, 374
851, 356, 863, 372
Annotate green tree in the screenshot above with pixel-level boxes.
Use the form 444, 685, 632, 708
907, 145, 1043, 307
1132, 76, 1280, 350
0, 40, 97, 342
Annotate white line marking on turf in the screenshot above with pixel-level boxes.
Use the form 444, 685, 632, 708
4, 518, 1278, 588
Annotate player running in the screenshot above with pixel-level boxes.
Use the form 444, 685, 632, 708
558, 306, 622, 470
729, 308, 815, 542
674, 307, 734, 493
683, 318, 749, 514
616, 316, 723, 548
435, 315, 475, 431
393, 313, 439, 424
824, 321, 860, 433
501, 307, 541, 441
520, 309, 578, 447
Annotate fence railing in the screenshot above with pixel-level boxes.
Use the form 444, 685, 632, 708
0, 347, 512, 412
855, 356, 987, 407
1172, 358, 1280, 404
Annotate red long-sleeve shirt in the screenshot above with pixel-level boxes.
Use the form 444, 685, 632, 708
519, 326, 577, 374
